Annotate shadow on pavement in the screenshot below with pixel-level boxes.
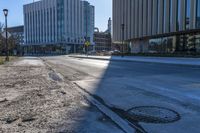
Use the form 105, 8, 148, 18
46, 56, 200, 132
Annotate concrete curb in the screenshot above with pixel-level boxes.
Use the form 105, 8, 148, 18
74, 82, 137, 133
69, 55, 112, 61
68, 55, 200, 67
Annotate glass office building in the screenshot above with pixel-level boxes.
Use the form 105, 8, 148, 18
23, 0, 94, 55
113, 0, 200, 54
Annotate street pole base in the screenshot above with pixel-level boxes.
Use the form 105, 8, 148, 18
5, 56, 9, 62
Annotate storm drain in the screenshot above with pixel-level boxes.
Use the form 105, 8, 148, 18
126, 106, 180, 124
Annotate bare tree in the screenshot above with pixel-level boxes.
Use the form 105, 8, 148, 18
0, 22, 19, 55
0, 22, 3, 32
0, 22, 4, 54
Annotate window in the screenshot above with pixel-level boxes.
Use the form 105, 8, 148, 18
164, 0, 170, 33
177, 0, 181, 31
53, 7, 56, 41
35, 11, 38, 43
50, 8, 52, 42
57, 0, 64, 41
197, 0, 200, 28
157, 0, 162, 33
38, 11, 40, 42
170, 0, 173, 32
41, 10, 43, 42
47, 10, 49, 42
152, 0, 158, 34
148, 33, 200, 54
186, 0, 191, 30
147, 0, 152, 34
164, 0, 166, 32
44, 10, 46, 42
196, 34, 200, 52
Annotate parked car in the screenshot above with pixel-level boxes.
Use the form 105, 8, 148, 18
109, 50, 121, 55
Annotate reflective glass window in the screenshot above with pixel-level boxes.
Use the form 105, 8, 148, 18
177, 0, 181, 31
197, 0, 200, 28
151, 37, 173, 53
157, 0, 160, 33
164, 0, 166, 31
186, 0, 191, 29
41, 10, 43, 42
195, 34, 200, 52
170, 0, 173, 31
148, 33, 200, 54
157, 0, 164, 33
164, 0, 170, 32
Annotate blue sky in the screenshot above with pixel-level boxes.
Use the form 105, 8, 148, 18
0, 0, 112, 31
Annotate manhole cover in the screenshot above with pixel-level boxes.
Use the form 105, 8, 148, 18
127, 106, 180, 123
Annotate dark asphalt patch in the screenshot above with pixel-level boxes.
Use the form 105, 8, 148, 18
48, 72, 63, 82
0, 98, 8, 103
1, 116, 19, 124
22, 117, 36, 123
127, 106, 181, 124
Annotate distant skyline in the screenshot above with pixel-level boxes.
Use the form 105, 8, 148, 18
0, 0, 112, 32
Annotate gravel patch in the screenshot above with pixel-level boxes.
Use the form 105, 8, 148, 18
0, 58, 123, 133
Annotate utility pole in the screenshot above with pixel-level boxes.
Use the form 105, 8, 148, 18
3, 9, 9, 61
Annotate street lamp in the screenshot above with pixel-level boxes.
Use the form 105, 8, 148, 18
3, 9, 9, 61
121, 23, 125, 57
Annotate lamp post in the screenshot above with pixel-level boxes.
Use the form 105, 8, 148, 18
3, 9, 9, 61
121, 23, 125, 57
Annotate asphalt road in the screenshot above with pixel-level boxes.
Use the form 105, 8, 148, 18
43, 55, 200, 133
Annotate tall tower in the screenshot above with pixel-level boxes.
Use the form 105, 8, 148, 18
105, 17, 112, 34
107, 17, 112, 34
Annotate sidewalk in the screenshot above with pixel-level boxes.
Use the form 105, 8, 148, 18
0, 57, 122, 133
69, 55, 200, 66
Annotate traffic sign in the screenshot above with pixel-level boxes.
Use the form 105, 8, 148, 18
85, 41, 90, 47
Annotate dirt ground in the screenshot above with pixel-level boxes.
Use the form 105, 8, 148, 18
0, 57, 122, 133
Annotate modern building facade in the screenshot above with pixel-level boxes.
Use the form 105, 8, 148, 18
7, 26, 24, 45
1, 26, 24, 55
94, 31, 111, 52
113, 0, 200, 54
23, 0, 94, 55
94, 18, 112, 52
